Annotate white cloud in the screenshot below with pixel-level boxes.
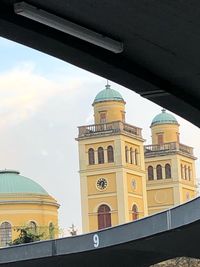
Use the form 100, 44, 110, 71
0, 63, 81, 128
41, 149, 48, 157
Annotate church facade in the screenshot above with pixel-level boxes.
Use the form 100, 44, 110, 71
77, 84, 197, 233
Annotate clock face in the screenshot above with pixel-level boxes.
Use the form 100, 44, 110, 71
97, 178, 108, 190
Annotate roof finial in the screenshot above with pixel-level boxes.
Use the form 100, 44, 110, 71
105, 80, 111, 89
162, 108, 166, 113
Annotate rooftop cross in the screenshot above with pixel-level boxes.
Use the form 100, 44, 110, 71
105, 80, 111, 89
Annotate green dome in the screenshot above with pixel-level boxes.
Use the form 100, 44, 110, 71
151, 109, 178, 127
93, 84, 124, 104
0, 170, 48, 195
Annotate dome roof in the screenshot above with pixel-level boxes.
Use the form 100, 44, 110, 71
151, 109, 178, 127
0, 170, 48, 195
93, 84, 124, 104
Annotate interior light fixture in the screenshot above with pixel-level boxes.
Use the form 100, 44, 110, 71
14, 2, 123, 54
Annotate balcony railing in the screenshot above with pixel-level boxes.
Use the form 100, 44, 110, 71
78, 121, 142, 138
144, 142, 193, 156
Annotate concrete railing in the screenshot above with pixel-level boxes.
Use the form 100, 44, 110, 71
78, 121, 142, 138
144, 142, 193, 156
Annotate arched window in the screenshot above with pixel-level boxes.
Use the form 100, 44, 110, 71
0, 222, 12, 247
98, 147, 104, 164
132, 204, 139, 221
156, 165, 162, 180
165, 164, 171, 179
184, 165, 187, 180
130, 148, 133, 164
188, 167, 191, 181
107, 146, 114, 163
49, 222, 55, 239
125, 146, 128, 163
88, 148, 95, 165
29, 221, 37, 233
135, 149, 138, 165
98, 204, 111, 230
181, 164, 184, 179
148, 166, 154, 180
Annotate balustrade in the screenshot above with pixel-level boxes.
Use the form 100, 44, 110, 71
144, 142, 193, 156
78, 121, 142, 138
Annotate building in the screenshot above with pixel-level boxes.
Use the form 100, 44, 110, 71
0, 170, 59, 246
145, 109, 197, 215
77, 84, 197, 233
77, 84, 148, 233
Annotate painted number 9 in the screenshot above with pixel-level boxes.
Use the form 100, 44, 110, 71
93, 234, 99, 248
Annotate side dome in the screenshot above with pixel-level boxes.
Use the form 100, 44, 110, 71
93, 84, 124, 105
0, 170, 48, 195
151, 109, 178, 127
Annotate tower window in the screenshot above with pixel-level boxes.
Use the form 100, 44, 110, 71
184, 165, 187, 180
157, 134, 164, 145
130, 148, 133, 164
132, 204, 139, 221
135, 149, 138, 165
88, 148, 95, 165
98, 147, 104, 164
0, 222, 12, 247
165, 164, 171, 179
156, 165, 163, 180
148, 166, 154, 180
98, 204, 111, 230
188, 167, 191, 181
100, 113, 106, 123
125, 146, 128, 163
181, 164, 184, 179
107, 146, 114, 163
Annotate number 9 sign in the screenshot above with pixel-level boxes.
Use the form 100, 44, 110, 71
93, 234, 99, 248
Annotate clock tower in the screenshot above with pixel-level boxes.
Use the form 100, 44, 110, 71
76, 84, 148, 233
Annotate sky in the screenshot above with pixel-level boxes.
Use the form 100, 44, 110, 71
0, 37, 199, 235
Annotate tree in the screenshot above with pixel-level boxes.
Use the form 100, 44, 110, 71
10, 227, 43, 245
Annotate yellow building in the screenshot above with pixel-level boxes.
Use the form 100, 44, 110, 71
0, 170, 59, 246
77, 84, 148, 233
144, 109, 197, 215
77, 85, 198, 233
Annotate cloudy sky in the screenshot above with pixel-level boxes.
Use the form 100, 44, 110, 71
0, 37, 199, 234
